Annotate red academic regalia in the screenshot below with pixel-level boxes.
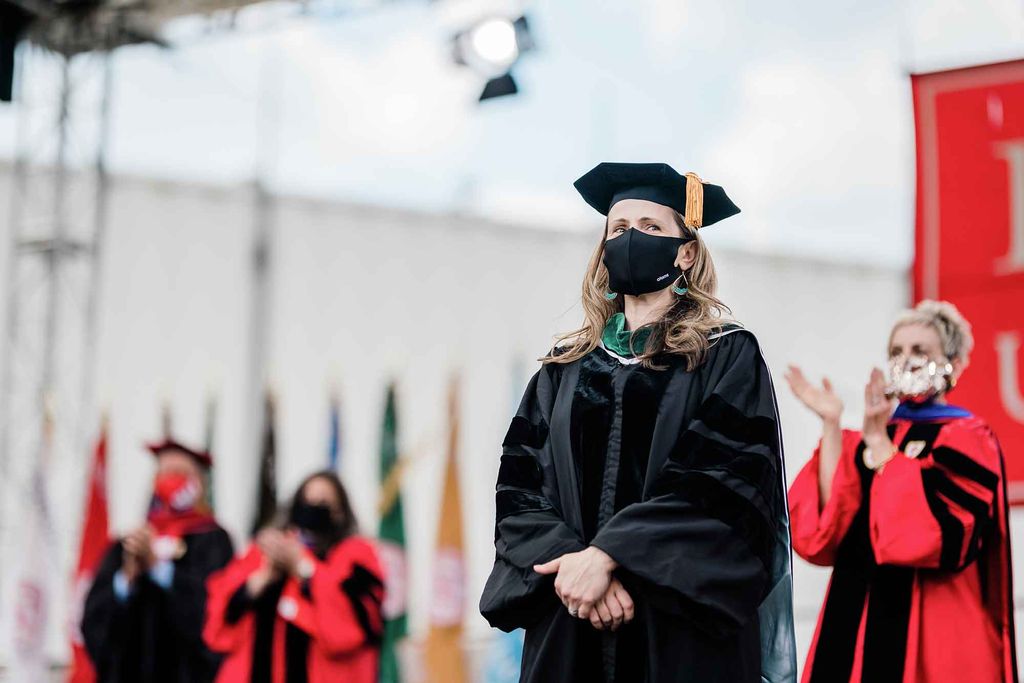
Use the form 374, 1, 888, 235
204, 535, 383, 683
790, 409, 1017, 683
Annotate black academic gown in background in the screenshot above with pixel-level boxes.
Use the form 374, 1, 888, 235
82, 527, 234, 683
480, 328, 797, 683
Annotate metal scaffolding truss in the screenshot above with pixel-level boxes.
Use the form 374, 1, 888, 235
0, 47, 113, 603
0, 1, 424, 666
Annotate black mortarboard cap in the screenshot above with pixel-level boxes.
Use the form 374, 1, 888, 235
573, 162, 740, 229
146, 438, 213, 469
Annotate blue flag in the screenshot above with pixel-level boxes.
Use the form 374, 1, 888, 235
485, 630, 524, 683
327, 392, 341, 471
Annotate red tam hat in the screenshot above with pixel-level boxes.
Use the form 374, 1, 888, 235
146, 438, 213, 469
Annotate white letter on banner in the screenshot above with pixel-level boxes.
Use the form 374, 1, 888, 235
993, 141, 1024, 274
996, 331, 1024, 424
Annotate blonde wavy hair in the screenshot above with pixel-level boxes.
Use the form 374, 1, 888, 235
889, 299, 974, 362
545, 211, 731, 371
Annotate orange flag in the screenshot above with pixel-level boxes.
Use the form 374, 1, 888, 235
424, 378, 468, 683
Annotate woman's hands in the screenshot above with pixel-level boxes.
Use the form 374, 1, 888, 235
786, 365, 845, 507
785, 365, 843, 425
121, 524, 155, 583
534, 546, 618, 622
256, 528, 305, 578
587, 578, 634, 631
862, 368, 897, 469
246, 556, 281, 598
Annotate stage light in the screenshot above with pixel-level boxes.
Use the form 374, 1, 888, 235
452, 14, 534, 102
468, 17, 518, 73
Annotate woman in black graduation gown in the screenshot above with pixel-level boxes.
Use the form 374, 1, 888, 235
82, 439, 234, 683
480, 163, 796, 683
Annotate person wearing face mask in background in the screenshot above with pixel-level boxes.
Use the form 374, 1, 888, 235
479, 162, 796, 683
204, 470, 384, 683
787, 300, 1017, 683
82, 439, 234, 683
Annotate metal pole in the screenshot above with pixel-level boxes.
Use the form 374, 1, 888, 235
0, 42, 30, 483
41, 54, 72, 408
244, 44, 280, 528
79, 52, 113, 444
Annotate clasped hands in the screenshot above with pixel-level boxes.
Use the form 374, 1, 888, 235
247, 528, 307, 597
534, 546, 635, 631
121, 524, 157, 583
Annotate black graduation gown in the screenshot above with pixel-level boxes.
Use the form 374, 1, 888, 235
82, 526, 235, 683
480, 327, 796, 683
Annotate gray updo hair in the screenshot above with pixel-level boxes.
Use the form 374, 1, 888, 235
890, 299, 974, 362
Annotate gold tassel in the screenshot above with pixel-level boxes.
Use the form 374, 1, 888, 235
683, 172, 704, 230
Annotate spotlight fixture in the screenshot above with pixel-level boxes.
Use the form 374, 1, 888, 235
452, 14, 534, 102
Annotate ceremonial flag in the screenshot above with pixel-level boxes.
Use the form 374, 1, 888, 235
161, 398, 173, 438
378, 383, 407, 683
251, 391, 277, 535
11, 401, 57, 681
424, 378, 468, 683
204, 393, 217, 453
327, 390, 341, 472
203, 393, 218, 510
483, 629, 524, 683
67, 418, 110, 683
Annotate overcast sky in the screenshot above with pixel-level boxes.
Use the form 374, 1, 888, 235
3, 0, 1024, 266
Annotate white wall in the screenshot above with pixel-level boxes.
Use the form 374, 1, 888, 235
6, 168, 1015, 677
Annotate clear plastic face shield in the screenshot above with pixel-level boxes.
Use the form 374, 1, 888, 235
884, 353, 954, 403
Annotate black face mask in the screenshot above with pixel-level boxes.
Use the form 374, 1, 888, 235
603, 228, 690, 296
289, 501, 335, 534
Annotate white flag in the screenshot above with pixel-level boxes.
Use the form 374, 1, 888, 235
10, 428, 56, 681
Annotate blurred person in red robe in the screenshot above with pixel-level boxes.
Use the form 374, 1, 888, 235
205, 470, 383, 683
82, 439, 234, 683
787, 300, 1017, 683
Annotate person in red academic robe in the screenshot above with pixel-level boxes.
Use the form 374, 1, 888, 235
787, 300, 1017, 683
82, 438, 234, 683
205, 470, 383, 683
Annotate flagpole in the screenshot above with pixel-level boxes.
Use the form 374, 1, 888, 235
244, 40, 281, 534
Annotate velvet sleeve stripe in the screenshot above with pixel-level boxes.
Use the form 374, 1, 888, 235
340, 564, 384, 646
497, 454, 544, 490
922, 469, 993, 567
919, 469, 971, 570
502, 415, 550, 450
495, 488, 554, 521
931, 446, 999, 493
651, 469, 775, 572
670, 430, 780, 517
694, 393, 778, 450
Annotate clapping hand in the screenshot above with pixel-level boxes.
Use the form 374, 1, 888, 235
785, 365, 843, 424
121, 525, 155, 582
256, 528, 304, 577
862, 368, 896, 463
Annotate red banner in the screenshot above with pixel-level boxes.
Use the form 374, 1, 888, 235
67, 423, 109, 683
913, 60, 1024, 502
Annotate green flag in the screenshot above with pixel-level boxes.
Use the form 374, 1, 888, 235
378, 384, 407, 683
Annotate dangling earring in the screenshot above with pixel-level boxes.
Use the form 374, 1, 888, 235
605, 291, 618, 300
672, 271, 689, 296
